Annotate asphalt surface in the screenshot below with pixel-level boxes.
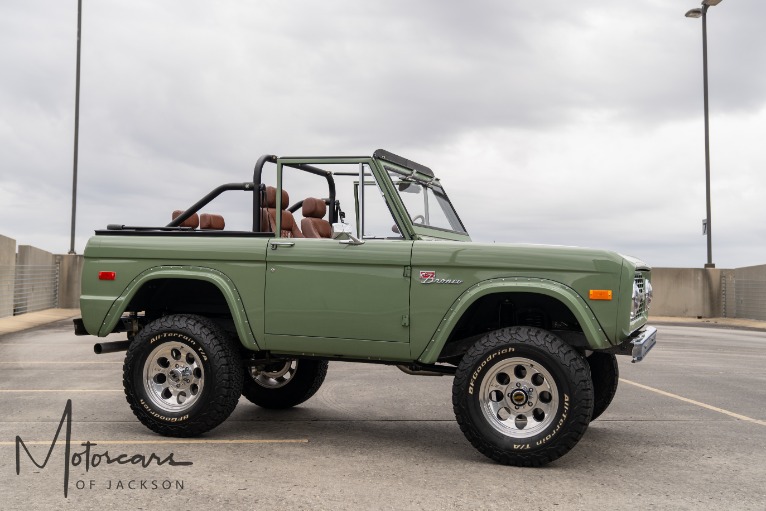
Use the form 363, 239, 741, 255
1, 320, 765, 510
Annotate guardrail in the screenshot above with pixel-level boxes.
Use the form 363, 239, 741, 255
0, 264, 59, 315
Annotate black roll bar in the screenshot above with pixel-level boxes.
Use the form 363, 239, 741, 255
167, 182, 255, 227
252, 155, 338, 230
163, 154, 340, 233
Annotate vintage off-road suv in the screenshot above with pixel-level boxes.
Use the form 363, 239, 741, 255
75, 150, 656, 466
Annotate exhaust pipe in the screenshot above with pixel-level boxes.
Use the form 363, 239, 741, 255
94, 340, 132, 355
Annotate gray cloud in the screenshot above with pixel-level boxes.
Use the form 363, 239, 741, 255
1, 0, 765, 269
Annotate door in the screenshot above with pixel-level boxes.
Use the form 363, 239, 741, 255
264, 238, 413, 359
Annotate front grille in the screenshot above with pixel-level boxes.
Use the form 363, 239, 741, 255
634, 272, 647, 319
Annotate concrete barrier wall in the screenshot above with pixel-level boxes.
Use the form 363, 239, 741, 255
0, 235, 16, 318
650, 268, 734, 318
56, 254, 83, 309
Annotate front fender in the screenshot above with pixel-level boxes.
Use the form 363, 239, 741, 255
94, 266, 259, 350
417, 277, 611, 364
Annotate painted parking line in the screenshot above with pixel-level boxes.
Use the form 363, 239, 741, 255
0, 344, 96, 346
0, 389, 122, 392
0, 361, 121, 364
620, 378, 766, 427
0, 439, 309, 446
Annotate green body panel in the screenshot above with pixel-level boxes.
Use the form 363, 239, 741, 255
95, 266, 260, 349
408, 241, 629, 361
416, 278, 609, 364
80, 235, 270, 350
263, 238, 412, 358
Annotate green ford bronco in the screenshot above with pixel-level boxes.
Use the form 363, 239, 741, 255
74, 150, 656, 466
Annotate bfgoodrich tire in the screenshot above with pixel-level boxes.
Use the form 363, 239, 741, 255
587, 352, 619, 421
123, 314, 243, 437
242, 359, 328, 409
452, 327, 593, 466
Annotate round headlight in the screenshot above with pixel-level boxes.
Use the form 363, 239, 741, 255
631, 281, 640, 319
645, 280, 653, 308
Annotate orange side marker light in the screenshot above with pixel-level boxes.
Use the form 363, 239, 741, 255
589, 290, 612, 301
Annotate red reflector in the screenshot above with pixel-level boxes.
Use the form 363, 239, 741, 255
98, 271, 116, 281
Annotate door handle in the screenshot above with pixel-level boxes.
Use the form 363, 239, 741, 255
338, 234, 365, 246
270, 241, 295, 250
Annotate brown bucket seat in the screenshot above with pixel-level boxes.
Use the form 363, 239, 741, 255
301, 198, 332, 238
260, 186, 304, 238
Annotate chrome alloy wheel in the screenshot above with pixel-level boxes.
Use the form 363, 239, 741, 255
142, 342, 204, 413
249, 360, 298, 389
479, 357, 559, 438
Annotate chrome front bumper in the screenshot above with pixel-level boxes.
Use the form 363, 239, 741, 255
630, 326, 657, 363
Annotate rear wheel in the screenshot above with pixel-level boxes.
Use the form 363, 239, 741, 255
587, 352, 619, 421
123, 314, 243, 437
452, 327, 593, 466
242, 359, 328, 409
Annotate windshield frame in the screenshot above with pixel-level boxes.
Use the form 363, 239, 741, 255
374, 159, 469, 240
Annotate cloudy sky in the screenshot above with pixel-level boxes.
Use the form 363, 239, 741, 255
2, 0, 765, 268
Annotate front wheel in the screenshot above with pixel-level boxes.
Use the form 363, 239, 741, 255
242, 359, 328, 409
452, 327, 593, 466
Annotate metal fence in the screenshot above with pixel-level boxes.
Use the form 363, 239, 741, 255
0, 264, 59, 316
732, 279, 766, 321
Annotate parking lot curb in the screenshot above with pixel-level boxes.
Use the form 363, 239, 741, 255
0, 309, 80, 338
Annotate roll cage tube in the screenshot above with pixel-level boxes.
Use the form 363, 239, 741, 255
252, 155, 338, 231
167, 182, 256, 228
172, 151, 432, 233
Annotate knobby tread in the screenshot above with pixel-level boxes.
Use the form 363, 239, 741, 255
123, 314, 243, 437
452, 326, 594, 466
587, 352, 619, 421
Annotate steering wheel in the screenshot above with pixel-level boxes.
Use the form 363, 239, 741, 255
411, 214, 426, 224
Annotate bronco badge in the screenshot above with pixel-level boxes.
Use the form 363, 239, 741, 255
419, 271, 463, 285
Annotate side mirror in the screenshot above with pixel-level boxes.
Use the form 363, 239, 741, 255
332, 222, 352, 239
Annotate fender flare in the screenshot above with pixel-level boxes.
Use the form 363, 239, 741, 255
97, 265, 260, 350
417, 277, 611, 364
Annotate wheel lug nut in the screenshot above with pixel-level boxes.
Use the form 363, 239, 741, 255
516, 383, 521, 388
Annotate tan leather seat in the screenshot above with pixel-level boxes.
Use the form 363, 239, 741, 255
172, 210, 199, 229
199, 213, 225, 230
260, 186, 304, 238
301, 198, 332, 238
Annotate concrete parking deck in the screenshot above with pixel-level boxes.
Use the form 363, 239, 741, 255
1, 318, 765, 509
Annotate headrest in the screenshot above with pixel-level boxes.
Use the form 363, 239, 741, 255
265, 186, 290, 209
302, 198, 327, 219
172, 210, 199, 229
199, 213, 225, 230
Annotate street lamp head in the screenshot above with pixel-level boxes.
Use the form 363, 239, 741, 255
702, 0, 723, 6
685, 8, 703, 18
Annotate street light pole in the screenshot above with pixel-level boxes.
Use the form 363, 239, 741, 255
68, 0, 82, 255
686, 0, 721, 269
